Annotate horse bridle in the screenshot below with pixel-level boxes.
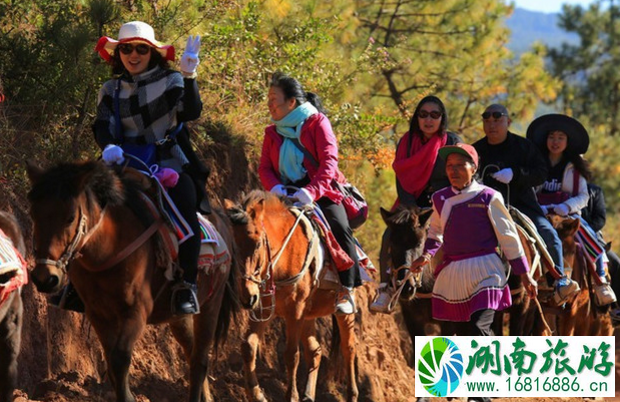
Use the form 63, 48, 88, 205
35, 205, 106, 274
243, 209, 309, 322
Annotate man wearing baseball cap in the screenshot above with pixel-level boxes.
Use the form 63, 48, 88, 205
473, 104, 579, 305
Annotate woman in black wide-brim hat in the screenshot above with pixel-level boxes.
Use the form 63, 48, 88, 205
526, 114, 617, 310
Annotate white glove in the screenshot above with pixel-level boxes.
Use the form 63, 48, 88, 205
180, 35, 201, 75
291, 187, 314, 206
554, 203, 570, 216
102, 144, 125, 165
270, 184, 287, 196
492, 168, 514, 184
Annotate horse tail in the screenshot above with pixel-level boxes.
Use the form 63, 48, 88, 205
329, 314, 341, 362
213, 235, 241, 352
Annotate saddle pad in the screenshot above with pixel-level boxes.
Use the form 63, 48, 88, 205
197, 213, 219, 244
0, 230, 28, 306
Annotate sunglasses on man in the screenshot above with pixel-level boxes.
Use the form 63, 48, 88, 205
118, 43, 151, 56
481, 111, 508, 120
417, 110, 442, 119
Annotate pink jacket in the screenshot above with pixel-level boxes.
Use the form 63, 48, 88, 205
259, 113, 346, 203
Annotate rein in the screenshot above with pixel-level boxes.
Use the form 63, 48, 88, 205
35, 201, 163, 275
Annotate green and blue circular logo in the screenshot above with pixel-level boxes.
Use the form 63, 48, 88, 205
417, 337, 464, 397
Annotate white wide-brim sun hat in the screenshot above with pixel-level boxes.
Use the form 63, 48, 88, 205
95, 21, 175, 62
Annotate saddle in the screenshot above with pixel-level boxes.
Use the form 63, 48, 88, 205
0, 229, 27, 306
131, 171, 230, 280
289, 207, 373, 291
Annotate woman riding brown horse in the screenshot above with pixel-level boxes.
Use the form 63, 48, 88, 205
0, 211, 27, 402
226, 190, 358, 402
27, 160, 236, 402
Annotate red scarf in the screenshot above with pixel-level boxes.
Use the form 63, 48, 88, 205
392, 132, 447, 199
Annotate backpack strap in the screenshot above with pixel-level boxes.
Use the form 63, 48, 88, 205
114, 78, 123, 142
572, 170, 580, 197
290, 138, 319, 168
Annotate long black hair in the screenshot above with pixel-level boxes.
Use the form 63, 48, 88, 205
270, 71, 327, 115
546, 130, 593, 181
408, 95, 448, 137
110, 45, 171, 75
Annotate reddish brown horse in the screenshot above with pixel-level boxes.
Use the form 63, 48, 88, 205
226, 190, 358, 402
27, 161, 237, 402
548, 215, 613, 336
0, 211, 26, 402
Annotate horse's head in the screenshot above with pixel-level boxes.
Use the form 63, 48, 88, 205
26, 160, 124, 293
226, 191, 281, 310
548, 214, 580, 249
380, 205, 431, 273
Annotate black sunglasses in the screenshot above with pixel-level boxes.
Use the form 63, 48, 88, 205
118, 43, 151, 56
417, 110, 442, 119
482, 111, 508, 120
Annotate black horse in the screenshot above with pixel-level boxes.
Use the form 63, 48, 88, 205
0, 211, 27, 402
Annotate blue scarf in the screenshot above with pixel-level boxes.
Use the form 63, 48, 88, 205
274, 102, 318, 184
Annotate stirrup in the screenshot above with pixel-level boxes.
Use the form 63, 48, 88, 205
171, 281, 200, 315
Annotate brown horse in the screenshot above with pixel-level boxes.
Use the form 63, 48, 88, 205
226, 190, 358, 402
27, 160, 237, 402
548, 215, 613, 336
0, 211, 26, 402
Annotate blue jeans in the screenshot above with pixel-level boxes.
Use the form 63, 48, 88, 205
521, 205, 565, 279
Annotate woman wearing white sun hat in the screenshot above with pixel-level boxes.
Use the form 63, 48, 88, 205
92, 21, 206, 315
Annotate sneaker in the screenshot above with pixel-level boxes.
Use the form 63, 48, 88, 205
335, 287, 356, 315
594, 283, 617, 306
172, 281, 200, 315
552, 277, 580, 305
369, 283, 396, 314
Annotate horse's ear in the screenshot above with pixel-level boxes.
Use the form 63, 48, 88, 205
26, 160, 44, 184
380, 207, 392, 224
223, 198, 237, 211
566, 217, 580, 236
419, 207, 433, 228
250, 199, 265, 222
606, 241, 612, 252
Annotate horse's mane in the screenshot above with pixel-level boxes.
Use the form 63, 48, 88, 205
229, 190, 293, 225
386, 205, 418, 226
28, 161, 126, 207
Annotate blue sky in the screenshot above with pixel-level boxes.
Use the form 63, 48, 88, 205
513, 0, 596, 13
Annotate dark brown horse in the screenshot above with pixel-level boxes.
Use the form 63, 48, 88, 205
380, 205, 547, 359
27, 161, 237, 402
0, 211, 26, 402
379, 206, 441, 361
226, 190, 358, 402
548, 215, 613, 336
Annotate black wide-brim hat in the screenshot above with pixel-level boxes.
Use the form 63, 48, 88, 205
526, 114, 589, 155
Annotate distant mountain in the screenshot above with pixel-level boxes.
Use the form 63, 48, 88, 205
505, 8, 579, 55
